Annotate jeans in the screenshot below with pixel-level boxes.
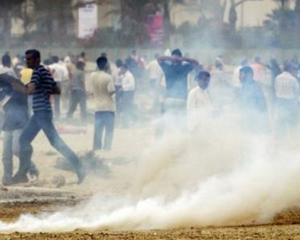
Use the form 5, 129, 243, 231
67, 89, 87, 120
93, 111, 114, 150
2, 129, 37, 182
18, 111, 81, 175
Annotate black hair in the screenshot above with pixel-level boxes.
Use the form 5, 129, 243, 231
171, 48, 182, 57
197, 70, 210, 80
25, 49, 41, 60
96, 56, 108, 70
2, 54, 11, 67
239, 66, 253, 76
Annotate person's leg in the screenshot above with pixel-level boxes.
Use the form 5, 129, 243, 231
2, 131, 13, 184
103, 112, 115, 150
36, 111, 84, 183
67, 90, 79, 118
14, 115, 41, 182
79, 91, 87, 121
93, 112, 105, 150
122, 92, 129, 128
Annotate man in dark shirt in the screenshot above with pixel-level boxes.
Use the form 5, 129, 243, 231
12, 49, 85, 184
158, 49, 199, 101
157, 49, 199, 133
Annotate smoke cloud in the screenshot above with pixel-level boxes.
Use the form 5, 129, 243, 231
0, 112, 300, 233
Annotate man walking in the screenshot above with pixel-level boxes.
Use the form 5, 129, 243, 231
13, 49, 84, 184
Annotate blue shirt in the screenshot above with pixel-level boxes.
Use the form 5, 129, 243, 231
30, 65, 56, 112
159, 60, 194, 100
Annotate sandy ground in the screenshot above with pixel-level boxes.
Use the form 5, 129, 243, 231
1, 119, 300, 239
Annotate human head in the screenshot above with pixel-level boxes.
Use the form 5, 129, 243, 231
196, 70, 210, 90
96, 56, 108, 71
239, 66, 254, 84
171, 48, 182, 57
2, 54, 11, 68
25, 49, 41, 69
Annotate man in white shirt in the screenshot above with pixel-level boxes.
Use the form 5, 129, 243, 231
119, 64, 135, 127
146, 54, 164, 88
146, 54, 164, 115
187, 71, 213, 130
49, 56, 68, 119
274, 62, 299, 134
90, 56, 116, 151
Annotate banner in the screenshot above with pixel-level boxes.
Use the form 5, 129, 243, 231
146, 12, 164, 47
78, 3, 98, 39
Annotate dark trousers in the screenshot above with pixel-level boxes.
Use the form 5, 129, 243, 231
18, 111, 81, 175
54, 82, 61, 119
93, 111, 115, 151
67, 89, 87, 120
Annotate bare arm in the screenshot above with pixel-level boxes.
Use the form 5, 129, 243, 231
158, 56, 199, 66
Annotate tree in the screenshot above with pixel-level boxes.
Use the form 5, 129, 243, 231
0, 0, 25, 44
263, 0, 300, 47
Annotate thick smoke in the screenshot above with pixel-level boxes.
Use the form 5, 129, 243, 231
1, 110, 300, 233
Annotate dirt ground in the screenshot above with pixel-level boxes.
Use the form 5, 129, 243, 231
1, 200, 300, 240
1, 123, 300, 239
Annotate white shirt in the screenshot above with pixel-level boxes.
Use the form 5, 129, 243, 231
90, 71, 116, 112
187, 86, 213, 130
49, 63, 67, 82
232, 66, 242, 88
0, 66, 17, 78
275, 71, 299, 100
187, 86, 212, 111
146, 59, 163, 81
121, 71, 135, 91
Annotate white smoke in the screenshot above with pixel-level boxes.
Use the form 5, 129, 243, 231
1, 112, 300, 233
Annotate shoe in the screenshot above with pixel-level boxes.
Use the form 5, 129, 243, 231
11, 172, 29, 184
2, 177, 14, 186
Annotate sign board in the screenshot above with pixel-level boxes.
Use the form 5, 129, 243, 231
78, 3, 98, 39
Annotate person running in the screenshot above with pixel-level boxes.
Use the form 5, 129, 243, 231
12, 49, 85, 184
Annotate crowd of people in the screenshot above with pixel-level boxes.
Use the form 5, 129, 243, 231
0, 47, 299, 186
